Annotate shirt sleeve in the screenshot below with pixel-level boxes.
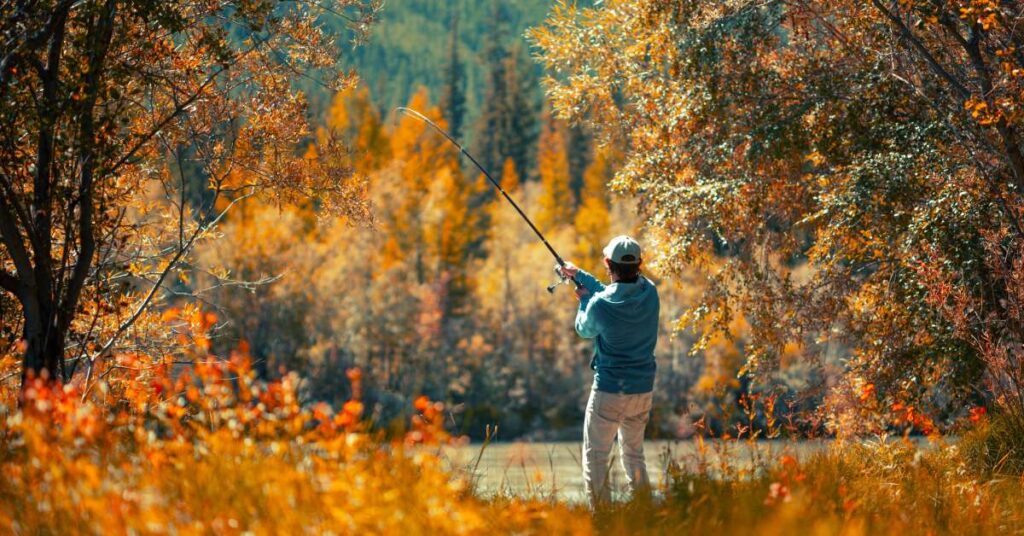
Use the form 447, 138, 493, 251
572, 268, 606, 295
575, 294, 602, 339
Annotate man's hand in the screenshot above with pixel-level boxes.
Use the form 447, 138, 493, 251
558, 261, 579, 280
575, 286, 590, 300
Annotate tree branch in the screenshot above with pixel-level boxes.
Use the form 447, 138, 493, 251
81, 189, 254, 401
960, 24, 1024, 191
30, 0, 73, 275
58, 0, 116, 324
0, 269, 20, 295
0, 190, 35, 292
102, 71, 222, 178
869, 0, 972, 100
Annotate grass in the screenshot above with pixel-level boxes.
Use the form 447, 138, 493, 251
456, 431, 1024, 535
1, 353, 1022, 534
0, 359, 591, 534
593, 438, 1024, 535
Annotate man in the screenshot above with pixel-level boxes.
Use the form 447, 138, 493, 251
558, 235, 660, 507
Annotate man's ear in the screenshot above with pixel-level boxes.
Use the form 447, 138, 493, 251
603, 258, 610, 269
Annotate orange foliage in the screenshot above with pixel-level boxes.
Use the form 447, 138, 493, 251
325, 84, 391, 174
0, 313, 591, 534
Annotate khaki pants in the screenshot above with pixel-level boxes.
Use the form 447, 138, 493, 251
582, 388, 653, 506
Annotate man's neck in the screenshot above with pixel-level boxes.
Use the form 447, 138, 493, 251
610, 275, 640, 284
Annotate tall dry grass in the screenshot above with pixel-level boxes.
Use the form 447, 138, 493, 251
0, 341, 588, 534
0, 311, 1021, 534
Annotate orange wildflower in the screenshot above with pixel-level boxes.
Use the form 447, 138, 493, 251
342, 400, 364, 418
413, 395, 430, 412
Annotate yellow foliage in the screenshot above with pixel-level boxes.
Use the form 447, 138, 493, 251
3, 310, 1024, 535
325, 84, 391, 173
500, 157, 520, 193
535, 112, 574, 231
379, 88, 473, 281
574, 147, 613, 273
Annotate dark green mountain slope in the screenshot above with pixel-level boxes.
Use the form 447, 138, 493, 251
310, 1, 554, 133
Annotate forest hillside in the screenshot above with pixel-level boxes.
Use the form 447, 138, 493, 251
310, 0, 554, 127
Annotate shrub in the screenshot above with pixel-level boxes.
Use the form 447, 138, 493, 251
0, 342, 590, 534
958, 411, 1024, 476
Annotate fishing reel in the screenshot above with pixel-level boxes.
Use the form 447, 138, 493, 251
547, 264, 576, 293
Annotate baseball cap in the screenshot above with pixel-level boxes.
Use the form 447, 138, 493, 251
602, 235, 642, 264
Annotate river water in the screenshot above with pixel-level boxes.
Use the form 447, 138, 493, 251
438, 440, 831, 503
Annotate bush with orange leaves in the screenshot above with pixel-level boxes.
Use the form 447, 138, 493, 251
0, 312, 589, 535
3, 309, 1024, 535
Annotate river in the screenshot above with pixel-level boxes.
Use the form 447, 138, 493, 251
438, 439, 832, 503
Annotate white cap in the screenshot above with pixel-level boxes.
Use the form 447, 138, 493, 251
602, 235, 642, 264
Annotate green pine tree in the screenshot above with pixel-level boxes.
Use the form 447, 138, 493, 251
502, 44, 540, 182
440, 12, 467, 141
473, 0, 511, 175
567, 124, 592, 202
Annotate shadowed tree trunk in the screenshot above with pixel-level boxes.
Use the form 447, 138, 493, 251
1, 0, 111, 385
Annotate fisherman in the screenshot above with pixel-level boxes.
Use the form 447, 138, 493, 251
397, 108, 659, 505
558, 235, 660, 508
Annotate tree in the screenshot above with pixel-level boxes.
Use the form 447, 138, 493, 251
473, 0, 512, 176
0, 1, 375, 388
531, 0, 1024, 427
535, 111, 574, 232
574, 147, 614, 273
484, 158, 524, 312
197, 200, 320, 380
499, 158, 521, 194
326, 84, 391, 174
501, 45, 541, 181
440, 13, 467, 142
473, 3, 540, 180
567, 124, 592, 200
384, 86, 485, 303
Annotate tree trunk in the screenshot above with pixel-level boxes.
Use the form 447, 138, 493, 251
21, 302, 63, 384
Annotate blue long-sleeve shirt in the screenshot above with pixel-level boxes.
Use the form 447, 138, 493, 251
574, 269, 659, 394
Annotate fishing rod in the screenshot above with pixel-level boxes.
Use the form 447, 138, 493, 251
394, 107, 579, 293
